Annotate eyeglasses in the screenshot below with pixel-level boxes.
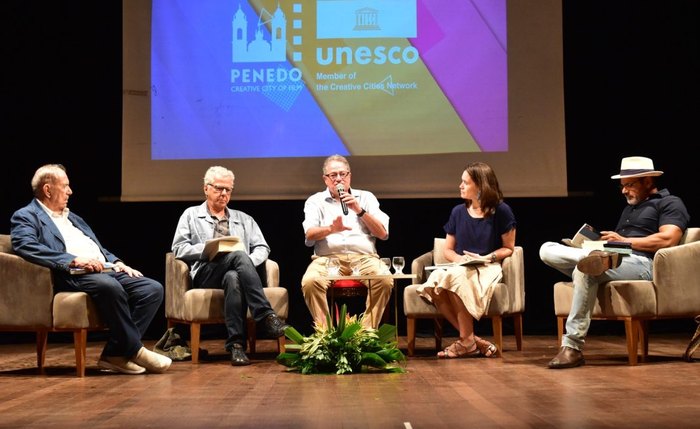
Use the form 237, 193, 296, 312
208, 184, 233, 194
618, 180, 640, 190
324, 171, 350, 180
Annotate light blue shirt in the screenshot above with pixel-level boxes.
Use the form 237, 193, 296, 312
302, 188, 389, 256
172, 202, 270, 279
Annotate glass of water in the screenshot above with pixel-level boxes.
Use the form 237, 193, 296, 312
327, 257, 340, 276
392, 256, 405, 274
380, 257, 392, 274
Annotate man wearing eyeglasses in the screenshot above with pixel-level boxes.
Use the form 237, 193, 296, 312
539, 156, 690, 369
301, 155, 393, 329
171, 166, 288, 366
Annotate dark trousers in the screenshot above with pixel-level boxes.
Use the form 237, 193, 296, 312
56, 271, 163, 358
193, 251, 273, 350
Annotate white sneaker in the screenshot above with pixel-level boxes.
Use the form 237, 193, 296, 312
98, 355, 146, 375
132, 346, 172, 373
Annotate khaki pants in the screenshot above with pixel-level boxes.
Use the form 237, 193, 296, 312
301, 254, 393, 328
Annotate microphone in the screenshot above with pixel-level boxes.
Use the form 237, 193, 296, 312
336, 184, 349, 215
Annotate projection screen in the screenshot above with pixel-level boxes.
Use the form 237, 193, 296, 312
122, 0, 566, 201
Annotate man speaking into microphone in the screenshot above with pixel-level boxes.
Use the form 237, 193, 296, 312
301, 155, 393, 329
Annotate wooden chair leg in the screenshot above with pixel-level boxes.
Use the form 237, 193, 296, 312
491, 316, 504, 357
513, 313, 524, 351
247, 318, 257, 354
639, 319, 649, 362
73, 329, 88, 377
434, 317, 443, 352
36, 329, 48, 371
190, 323, 201, 364
557, 316, 565, 345
624, 318, 639, 366
406, 317, 416, 357
277, 336, 286, 353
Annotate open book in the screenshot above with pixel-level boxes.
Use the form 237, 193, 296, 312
70, 262, 117, 275
202, 236, 245, 261
562, 223, 602, 248
426, 255, 491, 271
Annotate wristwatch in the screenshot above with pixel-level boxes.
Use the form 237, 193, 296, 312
490, 252, 497, 262
357, 208, 367, 217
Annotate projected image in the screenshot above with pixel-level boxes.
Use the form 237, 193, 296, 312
151, 0, 507, 160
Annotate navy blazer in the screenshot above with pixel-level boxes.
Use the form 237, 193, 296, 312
10, 199, 119, 273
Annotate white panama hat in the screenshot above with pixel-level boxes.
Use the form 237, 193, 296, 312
611, 156, 664, 179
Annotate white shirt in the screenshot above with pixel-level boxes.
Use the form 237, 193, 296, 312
38, 200, 106, 262
302, 187, 389, 256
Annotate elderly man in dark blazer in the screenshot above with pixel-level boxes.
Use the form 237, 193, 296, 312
10, 164, 171, 375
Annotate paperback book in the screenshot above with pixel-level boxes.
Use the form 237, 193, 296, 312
562, 223, 602, 248
425, 255, 491, 271
202, 236, 245, 261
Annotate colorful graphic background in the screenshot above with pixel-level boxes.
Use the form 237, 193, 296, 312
151, 0, 506, 160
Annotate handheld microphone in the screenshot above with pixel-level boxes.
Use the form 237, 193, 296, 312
336, 184, 349, 215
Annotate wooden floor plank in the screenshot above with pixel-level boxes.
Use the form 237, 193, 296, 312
0, 335, 698, 428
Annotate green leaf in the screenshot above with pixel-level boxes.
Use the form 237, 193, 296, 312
337, 303, 348, 332
377, 324, 397, 343
284, 326, 305, 344
283, 344, 302, 352
360, 352, 388, 369
376, 348, 406, 363
276, 352, 300, 367
340, 322, 362, 340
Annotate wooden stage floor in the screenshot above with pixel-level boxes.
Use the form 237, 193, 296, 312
0, 334, 698, 429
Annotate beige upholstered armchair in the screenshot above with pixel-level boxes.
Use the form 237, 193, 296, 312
403, 238, 525, 357
554, 227, 700, 365
0, 234, 104, 377
164, 253, 288, 363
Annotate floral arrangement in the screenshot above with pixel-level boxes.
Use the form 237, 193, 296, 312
276, 304, 406, 374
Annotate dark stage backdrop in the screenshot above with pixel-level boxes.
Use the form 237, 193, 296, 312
2, 1, 697, 343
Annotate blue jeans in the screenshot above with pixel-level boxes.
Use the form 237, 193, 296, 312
56, 271, 163, 358
193, 250, 274, 350
539, 242, 652, 351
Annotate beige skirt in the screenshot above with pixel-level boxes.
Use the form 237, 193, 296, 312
416, 263, 503, 320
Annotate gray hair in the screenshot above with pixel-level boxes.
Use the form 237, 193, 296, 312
322, 155, 351, 175
203, 166, 235, 186
31, 164, 66, 197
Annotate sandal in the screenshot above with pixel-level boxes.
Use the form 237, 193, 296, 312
475, 339, 498, 358
437, 341, 481, 359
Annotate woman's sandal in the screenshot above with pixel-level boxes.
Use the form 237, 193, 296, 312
475, 339, 498, 358
437, 341, 481, 359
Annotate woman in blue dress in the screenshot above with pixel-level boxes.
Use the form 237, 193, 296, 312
417, 162, 517, 358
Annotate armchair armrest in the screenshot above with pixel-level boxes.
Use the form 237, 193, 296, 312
264, 259, 280, 288
653, 241, 700, 315
500, 246, 526, 314
164, 252, 191, 321
410, 251, 433, 284
0, 252, 54, 327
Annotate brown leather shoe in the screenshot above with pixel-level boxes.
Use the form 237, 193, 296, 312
577, 250, 621, 276
548, 346, 585, 369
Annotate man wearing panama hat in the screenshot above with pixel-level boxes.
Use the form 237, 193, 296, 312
539, 156, 690, 369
